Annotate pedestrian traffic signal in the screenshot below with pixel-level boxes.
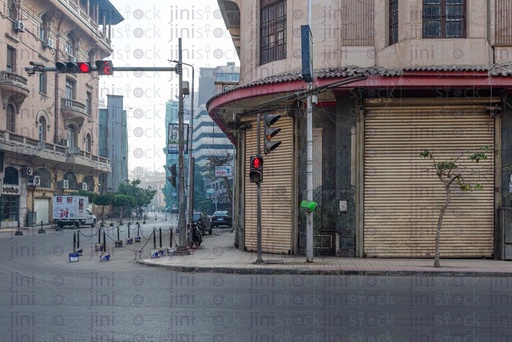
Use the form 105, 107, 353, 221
55, 61, 92, 73
249, 155, 263, 183
166, 163, 177, 188
95, 60, 113, 75
263, 114, 282, 154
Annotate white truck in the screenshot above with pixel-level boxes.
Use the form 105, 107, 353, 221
52, 195, 97, 228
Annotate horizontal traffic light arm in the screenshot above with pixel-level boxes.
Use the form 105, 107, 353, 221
25, 65, 177, 74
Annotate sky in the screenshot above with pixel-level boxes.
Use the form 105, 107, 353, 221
106, 0, 238, 176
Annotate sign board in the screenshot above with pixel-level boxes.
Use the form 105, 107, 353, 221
167, 123, 189, 154
215, 166, 232, 177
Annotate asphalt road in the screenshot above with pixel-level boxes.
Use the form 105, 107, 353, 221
1, 221, 511, 341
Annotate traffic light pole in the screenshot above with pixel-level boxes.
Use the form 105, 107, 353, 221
306, 0, 314, 263
176, 38, 189, 255
255, 113, 264, 264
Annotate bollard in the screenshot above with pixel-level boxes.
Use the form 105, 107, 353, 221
170, 229, 173, 247
76, 229, 80, 250
15, 220, 23, 236
95, 228, 104, 251
159, 228, 163, 248
38, 220, 46, 234
103, 231, 107, 253
153, 228, 157, 249
115, 226, 122, 248
127, 223, 131, 238
73, 231, 77, 251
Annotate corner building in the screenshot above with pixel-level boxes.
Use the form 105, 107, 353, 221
210, 0, 512, 258
0, 0, 123, 227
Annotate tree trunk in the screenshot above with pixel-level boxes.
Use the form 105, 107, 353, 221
434, 181, 452, 268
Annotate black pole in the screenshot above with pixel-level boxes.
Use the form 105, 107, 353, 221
137, 223, 140, 236
77, 229, 80, 249
15, 220, 22, 236
73, 232, 76, 252
127, 223, 131, 238
153, 228, 156, 249
159, 228, 162, 248
103, 231, 106, 252
38, 220, 45, 234
170, 229, 173, 247
117, 226, 120, 241
98, 227, 101, 244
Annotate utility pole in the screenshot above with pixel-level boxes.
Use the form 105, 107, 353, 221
176, 38, 189, 254
305, 0, 314, 262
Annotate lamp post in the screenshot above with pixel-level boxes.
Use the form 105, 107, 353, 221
172, 60, 195, 247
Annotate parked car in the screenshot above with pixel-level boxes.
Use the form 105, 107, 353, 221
193, 211, 212, 235
211, 211, 232, 228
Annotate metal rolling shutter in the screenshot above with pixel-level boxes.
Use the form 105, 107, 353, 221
244, 115, 294, 254
364, 100, 495, 258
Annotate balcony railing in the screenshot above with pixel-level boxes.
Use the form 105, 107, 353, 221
0, 129, 110, 168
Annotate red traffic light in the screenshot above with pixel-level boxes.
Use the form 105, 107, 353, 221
77, 62, 92, 73
249, 155, 263, 183
95, 60, 113, 75
251, 156, 262, 169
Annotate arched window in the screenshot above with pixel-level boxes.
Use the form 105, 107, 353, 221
38, 116, 47, 141
40, 13, 49, 40
83, 175, 94, 192
85, 133, 92, 153
64, 171, 78, 190
6, 104, 15, 132
66, 125, 76, 147
34, 168, 52, 188
8, 0, 17, 20
4, 167, 19, 185
65, 33, 77, 56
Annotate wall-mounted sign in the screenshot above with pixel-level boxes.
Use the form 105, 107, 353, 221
2, 185, 20, 195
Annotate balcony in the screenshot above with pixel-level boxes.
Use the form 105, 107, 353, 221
0, 129, 111, 176
61, 98, 90, 127
0, 71, 29, 108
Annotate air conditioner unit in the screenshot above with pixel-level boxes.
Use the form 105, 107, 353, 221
43, 38, 54, 48
58, 180, 69, 189
14, 20, 25, 32
21, 167, 33, 176
28, 176, 41, 186
81, 182, 88, 191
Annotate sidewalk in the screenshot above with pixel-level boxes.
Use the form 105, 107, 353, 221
138, 230, 512, 276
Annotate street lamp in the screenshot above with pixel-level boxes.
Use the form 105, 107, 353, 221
171, 59, 195, 247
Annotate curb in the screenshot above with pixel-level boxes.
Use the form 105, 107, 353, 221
136, 260, 512, 277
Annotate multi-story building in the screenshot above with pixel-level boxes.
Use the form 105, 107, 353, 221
211, 0, 512, 258
0, 0, 123, 227
98, 94, 128, 194
195, 64, 239, 212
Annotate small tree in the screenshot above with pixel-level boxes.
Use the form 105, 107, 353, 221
93, 193, 114, 223
420, 147, 489, 267
112, 194, 134, 222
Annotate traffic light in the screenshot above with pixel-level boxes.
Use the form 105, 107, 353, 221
95, 60, 113, 75
249, 155, 263, 183
166, 163, 177, 188
55, 62, 92, 73
263, 114, 282, 154
77, 62, 92, 73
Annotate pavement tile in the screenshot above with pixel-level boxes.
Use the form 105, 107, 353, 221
138, 230, 512, 276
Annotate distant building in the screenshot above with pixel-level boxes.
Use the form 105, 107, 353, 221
98, 95, 128, 193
